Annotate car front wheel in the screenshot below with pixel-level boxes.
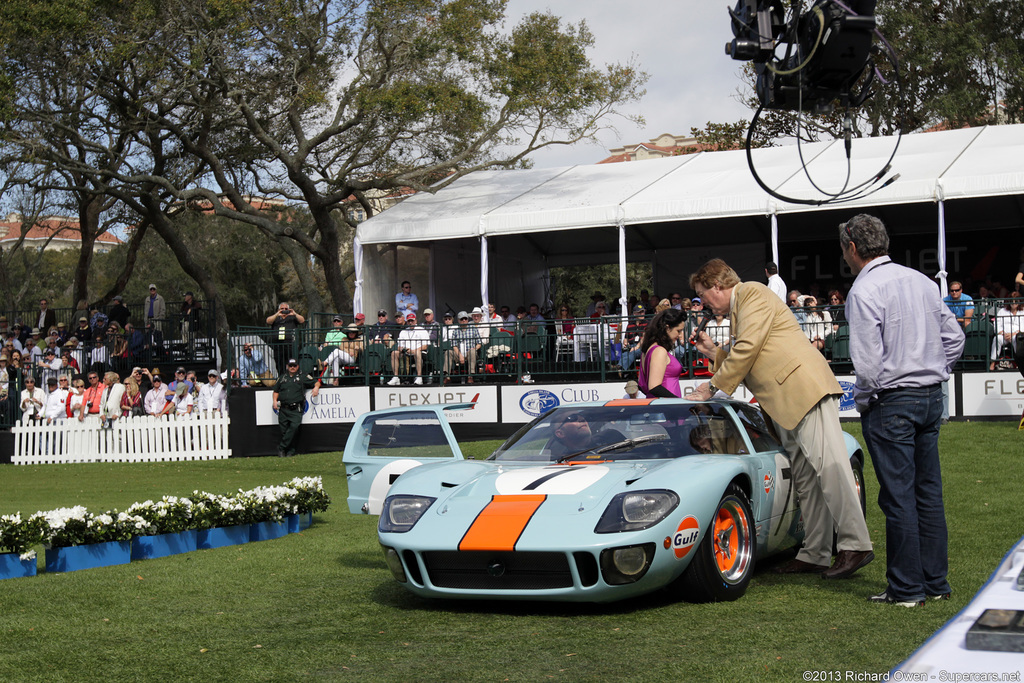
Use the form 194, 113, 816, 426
670, 483, 755, 603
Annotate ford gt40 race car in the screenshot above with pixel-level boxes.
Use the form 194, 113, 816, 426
342, 398, 865, 603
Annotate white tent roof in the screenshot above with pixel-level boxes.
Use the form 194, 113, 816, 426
357, 124, 1024, 246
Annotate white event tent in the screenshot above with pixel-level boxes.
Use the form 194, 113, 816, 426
353, 124, 1024, 316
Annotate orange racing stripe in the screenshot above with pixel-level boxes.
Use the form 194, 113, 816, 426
458, 494, 546, 551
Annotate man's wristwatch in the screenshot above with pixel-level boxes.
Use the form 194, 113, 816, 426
706, 380, 718, 396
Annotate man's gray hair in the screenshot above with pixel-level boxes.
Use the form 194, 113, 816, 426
839, 214, 889, 259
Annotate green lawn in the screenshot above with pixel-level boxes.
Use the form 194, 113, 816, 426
0, 422, 1020, 682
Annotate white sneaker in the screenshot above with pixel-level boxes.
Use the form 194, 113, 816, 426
413, 376, 423, 385
522, 374, 533, 384
387, 376, 401, 386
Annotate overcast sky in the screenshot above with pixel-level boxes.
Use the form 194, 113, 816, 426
504, 0, 753, 168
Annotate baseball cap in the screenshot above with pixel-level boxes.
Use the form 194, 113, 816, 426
354, 313, 365, 321
287, 358, 298, 365
632, 304, 645, 315
333, 315, 343, 322
423, 308, 433, 316
457, 311, 469, 320
113, 295, 123, 301
148, 284, 157, 290
692, 297, 702, 304
176, 366, 186, 373
208, 369, 219, 376
624, 380, 639, 392
377, 309, 387, 316
406, 312, 416, 321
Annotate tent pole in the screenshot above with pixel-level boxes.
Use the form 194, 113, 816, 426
480, 233, 489, 312
352, 236, 363, 316
770, 212, 780, 267
936, 183, 948, 297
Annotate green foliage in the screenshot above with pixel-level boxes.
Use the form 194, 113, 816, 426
549, 262, 652, 317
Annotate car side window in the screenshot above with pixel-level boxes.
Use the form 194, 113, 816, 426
359, 411, 457, 459
733, 404, 783, 452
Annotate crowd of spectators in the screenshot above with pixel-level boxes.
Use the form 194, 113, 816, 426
291, 268, 1023, 387
0, 288, 218, 426
2, 362, 228, 427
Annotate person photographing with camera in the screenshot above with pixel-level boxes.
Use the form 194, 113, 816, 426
266, 302, 305, 376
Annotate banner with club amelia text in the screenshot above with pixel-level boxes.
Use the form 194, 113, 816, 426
255, 387, 371, 426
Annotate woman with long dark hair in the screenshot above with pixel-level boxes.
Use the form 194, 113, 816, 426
637, 308, 687, 398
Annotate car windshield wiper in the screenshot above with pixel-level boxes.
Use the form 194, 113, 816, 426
555, 433, 669, 464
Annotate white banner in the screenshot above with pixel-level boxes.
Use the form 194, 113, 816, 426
255, 387, 371, 426
504, 382, 639, 423
373, 386, 498, 423
503, 376, 866, 424
961, 373, 1024, 416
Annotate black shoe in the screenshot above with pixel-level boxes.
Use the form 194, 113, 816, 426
822, 549, 874, 579
277, 448, 286, 458
868, 590, 924, 607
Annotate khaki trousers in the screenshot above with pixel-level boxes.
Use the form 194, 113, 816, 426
777, 395, 872, 565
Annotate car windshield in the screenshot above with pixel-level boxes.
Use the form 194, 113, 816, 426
488, 402, 750, 463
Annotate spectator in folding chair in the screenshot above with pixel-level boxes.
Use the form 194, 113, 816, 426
235, 342, 268, 387
388, 313, 430, 386
445, 311, 482, 385
321, 324, 363, 385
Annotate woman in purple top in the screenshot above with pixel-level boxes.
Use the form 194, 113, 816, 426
637, 308, 687, 398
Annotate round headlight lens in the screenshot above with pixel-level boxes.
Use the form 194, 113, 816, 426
612, 546, 649, 576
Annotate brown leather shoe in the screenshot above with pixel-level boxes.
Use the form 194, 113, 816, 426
772, 558, 829, 574
822, 550, 875, 579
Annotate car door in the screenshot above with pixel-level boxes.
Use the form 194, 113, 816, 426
729, 402, 800, 554
343, 405, 465, 514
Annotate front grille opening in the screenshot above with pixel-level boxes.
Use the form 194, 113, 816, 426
422, 551, 572, 590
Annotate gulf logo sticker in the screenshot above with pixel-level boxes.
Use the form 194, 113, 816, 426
672, 515, 700, 560
764, 472, 775, 494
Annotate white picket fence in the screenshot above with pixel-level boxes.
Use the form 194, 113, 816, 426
11, 413, 232, 465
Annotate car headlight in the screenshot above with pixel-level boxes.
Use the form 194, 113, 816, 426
595, 490, 679, 533
379, 495, 436, 533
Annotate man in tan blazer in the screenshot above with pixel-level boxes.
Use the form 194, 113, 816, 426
688, 258, 872, 579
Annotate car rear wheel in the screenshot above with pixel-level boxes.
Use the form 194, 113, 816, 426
670, 483, 755, 603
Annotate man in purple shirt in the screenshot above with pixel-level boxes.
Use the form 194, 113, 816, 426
840, 214, 965, 608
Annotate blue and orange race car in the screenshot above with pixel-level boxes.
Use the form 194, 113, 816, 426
343, 398, 865, 603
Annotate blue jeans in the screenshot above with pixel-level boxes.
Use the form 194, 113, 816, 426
861, 385, 950, 602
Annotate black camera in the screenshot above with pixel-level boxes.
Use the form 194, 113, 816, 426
727, 0, 877, 113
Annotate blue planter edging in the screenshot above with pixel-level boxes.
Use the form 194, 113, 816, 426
131, 530, 199, 561
1, 552, 37, 580
298, 511, 313, 531
45, 540, 132, 573
250, 519, 290, 542
197, 524, 251, 550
